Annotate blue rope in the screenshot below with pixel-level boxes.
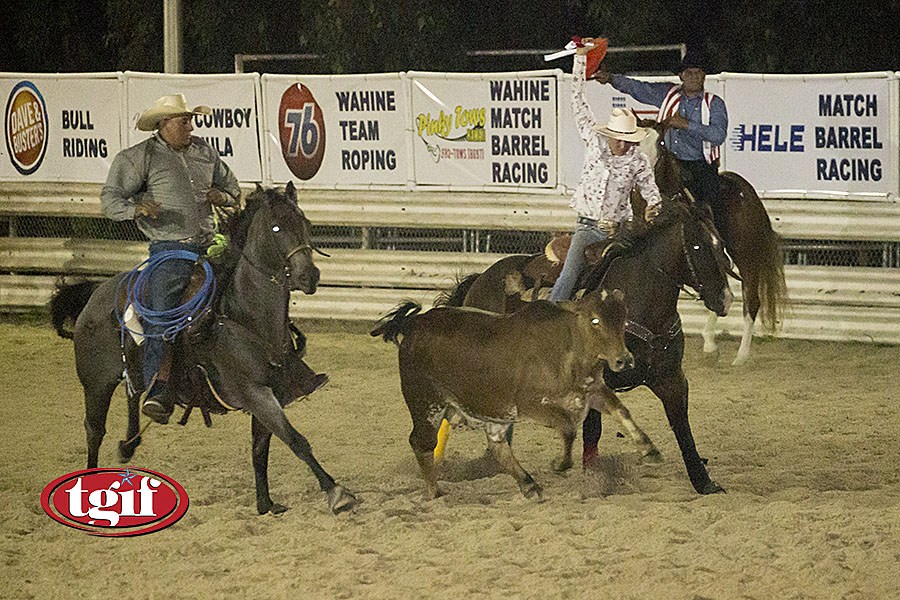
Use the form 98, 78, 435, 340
116, 250, 217, 343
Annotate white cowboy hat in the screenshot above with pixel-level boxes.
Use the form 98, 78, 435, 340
593, 108, 649, 142
136, 94, 212, 131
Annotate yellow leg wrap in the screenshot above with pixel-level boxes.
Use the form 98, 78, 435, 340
434, 419, 451, 463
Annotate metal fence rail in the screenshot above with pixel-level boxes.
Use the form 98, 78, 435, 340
2, 182, 899, 344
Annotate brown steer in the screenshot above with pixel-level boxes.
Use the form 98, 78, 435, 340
371, 289, 632, 501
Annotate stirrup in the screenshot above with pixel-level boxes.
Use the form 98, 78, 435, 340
141, 398, 173, 425
141, 378, 172, 425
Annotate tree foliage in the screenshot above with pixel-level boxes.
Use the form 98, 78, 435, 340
1, 0, 898, 74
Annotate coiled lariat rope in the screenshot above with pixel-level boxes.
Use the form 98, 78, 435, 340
115, 250, 217, 397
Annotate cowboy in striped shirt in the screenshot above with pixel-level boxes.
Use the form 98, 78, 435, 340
594, 51, 730, 241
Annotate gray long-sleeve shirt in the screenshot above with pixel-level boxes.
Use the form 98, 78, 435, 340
100, 134, 241, 242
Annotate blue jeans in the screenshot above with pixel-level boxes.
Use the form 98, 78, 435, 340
549, 223, 609, 302
142, 241, 199, 388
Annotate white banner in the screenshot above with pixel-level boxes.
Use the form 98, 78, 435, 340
124, 72, 262, 182
558, 74, 723, 192
409, 71, 559, 190
1, 74, 123, 182
261, 74, 409, 187
723, 73, 897, 199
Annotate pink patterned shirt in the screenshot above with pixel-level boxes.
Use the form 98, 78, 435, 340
569, 55, 661, 222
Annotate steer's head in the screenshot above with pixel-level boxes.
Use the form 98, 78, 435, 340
577, 288, 634, 373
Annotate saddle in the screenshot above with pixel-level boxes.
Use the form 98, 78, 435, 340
116, 256, 324, 427
544, 223, 637, 288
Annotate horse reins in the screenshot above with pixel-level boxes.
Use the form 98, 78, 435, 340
240, 214, 329, 286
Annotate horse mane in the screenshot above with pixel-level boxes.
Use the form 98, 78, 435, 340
621, 199, 689, 254
210, 185, 297, 294
435, 273, 480, 308
221, 187, 267, 253
580, 199, 689, 293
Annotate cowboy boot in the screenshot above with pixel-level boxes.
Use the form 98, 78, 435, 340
142, 346, 175, 424
291, 358, 329, 398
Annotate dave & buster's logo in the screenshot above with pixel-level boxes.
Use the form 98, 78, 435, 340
40, 467, 189, 537
5, 81, 48, 175
279, 83, 326, 180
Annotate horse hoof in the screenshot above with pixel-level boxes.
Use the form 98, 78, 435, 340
327, 485, 358, 514
257, 500, 289, 515
732, 354, 750, 367
522, 482, 543, 502
640, 449, 664, 465
698, 480, 726, 495
117, 438, 140, 463
551, 457, 573, 473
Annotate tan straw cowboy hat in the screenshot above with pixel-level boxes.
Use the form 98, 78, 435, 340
593, 108, 649, 142
136, 94, 212, 131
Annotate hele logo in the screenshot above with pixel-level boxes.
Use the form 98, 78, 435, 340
40, 467, 189, 537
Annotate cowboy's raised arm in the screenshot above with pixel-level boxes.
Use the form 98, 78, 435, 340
605, 74, 671, 109
571, 52, 599, 142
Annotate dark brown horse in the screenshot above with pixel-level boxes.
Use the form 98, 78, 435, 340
440, 198, 734, 494
51, 183, 358, 515
640, 120, 789, 365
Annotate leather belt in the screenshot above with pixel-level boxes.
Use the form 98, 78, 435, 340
577, 216, 618, 235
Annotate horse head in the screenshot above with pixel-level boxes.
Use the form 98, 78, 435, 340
663, 198, 734, 316
243, 182, 322, 294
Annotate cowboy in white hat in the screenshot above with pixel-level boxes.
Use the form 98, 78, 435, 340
100, 93, 241, 424
548, 38, 662, 303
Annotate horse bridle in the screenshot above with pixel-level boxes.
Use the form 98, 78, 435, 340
658, 216, 733, 306
242, 210, 329, 286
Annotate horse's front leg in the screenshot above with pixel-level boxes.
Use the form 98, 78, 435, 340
648, 369, 724, 494
118, 386, 143, 463
245, 385, 358, 514
702, 312, 719, 354
251, 415, 287, 515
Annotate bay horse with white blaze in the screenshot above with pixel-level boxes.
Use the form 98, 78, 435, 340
640, 119, 789, 365
51, 183, 358, 515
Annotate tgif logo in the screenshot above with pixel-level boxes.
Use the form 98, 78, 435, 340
40, 467, 189, 537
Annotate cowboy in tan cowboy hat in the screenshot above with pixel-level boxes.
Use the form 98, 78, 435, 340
136, 94, 212, 132
548, 44, 662, 304
102, 92, 240, 424
592, 108, 650, 143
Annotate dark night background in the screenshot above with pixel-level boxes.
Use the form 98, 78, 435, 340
2, 0, 898, 75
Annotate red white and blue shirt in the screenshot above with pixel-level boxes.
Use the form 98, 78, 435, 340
610, 74, 728, 164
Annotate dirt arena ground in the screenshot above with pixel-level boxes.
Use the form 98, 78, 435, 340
1, 319, 898, 599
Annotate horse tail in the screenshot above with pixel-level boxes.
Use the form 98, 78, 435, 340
755, 231, 789, 331
434, 273, 481, 308
49, 280, 100, 339
722, 172, 789, 331
370, 301, 422, 345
